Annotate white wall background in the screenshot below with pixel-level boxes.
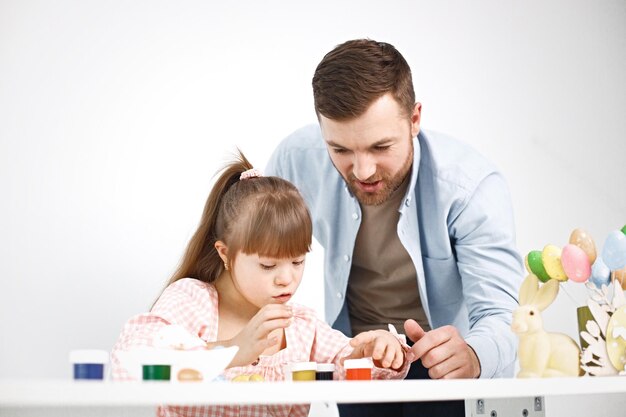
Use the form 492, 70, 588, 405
1, 0, 624, 379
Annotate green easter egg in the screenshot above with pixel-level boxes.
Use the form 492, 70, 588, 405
621, 224, 626, 235
527, 250, 552, 283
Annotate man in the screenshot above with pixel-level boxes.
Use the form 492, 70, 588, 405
266, 39, 523, 416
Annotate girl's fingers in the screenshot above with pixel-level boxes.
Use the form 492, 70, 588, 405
349, 331, 406, 369
349, 331, 375, 347
392, 349, 405, 370
370, 337, 388, 363
256, 317, 292, 336
262, 336, 279, 349
255, 305, 293, 322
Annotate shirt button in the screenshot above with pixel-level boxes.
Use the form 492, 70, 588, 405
351, 212, 359, 220
343, 255, 350, 262
336, 292, 343, 299
405, 198, 411, 207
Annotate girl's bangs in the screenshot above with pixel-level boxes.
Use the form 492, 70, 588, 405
237, 196, 312, 259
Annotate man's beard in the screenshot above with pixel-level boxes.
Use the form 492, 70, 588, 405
346, 145, 413, 206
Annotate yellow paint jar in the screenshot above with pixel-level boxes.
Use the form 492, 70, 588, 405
291, 361, 317, 381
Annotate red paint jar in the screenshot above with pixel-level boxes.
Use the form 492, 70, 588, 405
344, 358, 373, 380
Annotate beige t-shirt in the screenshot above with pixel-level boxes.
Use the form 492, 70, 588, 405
347, 177, 430, 335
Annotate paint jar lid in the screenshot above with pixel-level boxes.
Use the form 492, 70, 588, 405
316, 363, 335, 372
69, 349, 109, 364
290, 361, 317, 372
344, 358, 373, 369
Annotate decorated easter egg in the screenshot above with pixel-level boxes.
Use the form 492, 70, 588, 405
590, 257, 611, 288
561, 244, 591, 282
526, 251, 552, 283
177, 368, 203, 382
542, 245, 567, 281
605, 305, 626, 372
602, 231, 626, 270
614, 266, 626, 291
568, 228, 597, 264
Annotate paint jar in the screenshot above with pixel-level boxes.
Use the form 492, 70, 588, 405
143, 364, 171, 381
344, 358, 373, 380
315, 363, 335, 381
291, 361, 317, 381
69, 349, 109, 380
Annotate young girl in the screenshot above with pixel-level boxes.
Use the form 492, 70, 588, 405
111, 151, 410, 417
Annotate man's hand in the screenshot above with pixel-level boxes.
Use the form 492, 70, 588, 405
404, 319, 481, 379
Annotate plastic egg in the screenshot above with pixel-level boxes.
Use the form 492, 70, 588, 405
177, 368, 203, 382
622, 224, 626, 235
542, 245, 568, 281
568, 228, 597, 264
561, 244, 591, 283
605, 305, 626, 371
231, 374, 250, 382
590, 257, 611, 288
526, 251, 552, 283
602, 230, 626, 270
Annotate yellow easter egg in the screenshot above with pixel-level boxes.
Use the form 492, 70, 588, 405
542, 245, 568, 281
231, 374, 250, 382
605, 305, 626, 371
249, 373, 264, 382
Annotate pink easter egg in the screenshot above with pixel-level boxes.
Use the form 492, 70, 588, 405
561, 244, 592, 282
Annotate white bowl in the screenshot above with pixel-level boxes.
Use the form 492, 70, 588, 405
116, 346, 239, 383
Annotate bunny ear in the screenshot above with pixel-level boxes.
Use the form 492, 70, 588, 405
519, 274, 539, 305
532, 279, 560, 311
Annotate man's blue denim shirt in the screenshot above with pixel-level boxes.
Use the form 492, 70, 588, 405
266, 124, 523, 378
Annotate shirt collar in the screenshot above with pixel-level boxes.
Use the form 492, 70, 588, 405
398, 133, 421, 214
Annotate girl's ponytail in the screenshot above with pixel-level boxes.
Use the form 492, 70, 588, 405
166, 151, 253, 286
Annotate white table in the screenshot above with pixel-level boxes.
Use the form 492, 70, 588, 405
1, 377, 625, 417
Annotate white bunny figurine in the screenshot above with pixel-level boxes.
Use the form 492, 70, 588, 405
511, 274, 580, 377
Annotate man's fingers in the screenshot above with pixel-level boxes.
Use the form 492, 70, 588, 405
410, 326, 452, 360
404, 319, 426, 343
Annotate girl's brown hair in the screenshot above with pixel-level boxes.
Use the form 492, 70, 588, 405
312, 39, 415, 120
166, 150, 312, 286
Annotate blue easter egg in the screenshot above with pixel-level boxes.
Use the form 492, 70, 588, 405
590, 257, 611, 287
602, 230, 626, 270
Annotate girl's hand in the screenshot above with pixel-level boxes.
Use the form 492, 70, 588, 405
226, 304, 293, 367
346, 329, 406, 371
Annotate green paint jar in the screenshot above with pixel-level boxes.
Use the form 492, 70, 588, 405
143, 364, 171, 381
